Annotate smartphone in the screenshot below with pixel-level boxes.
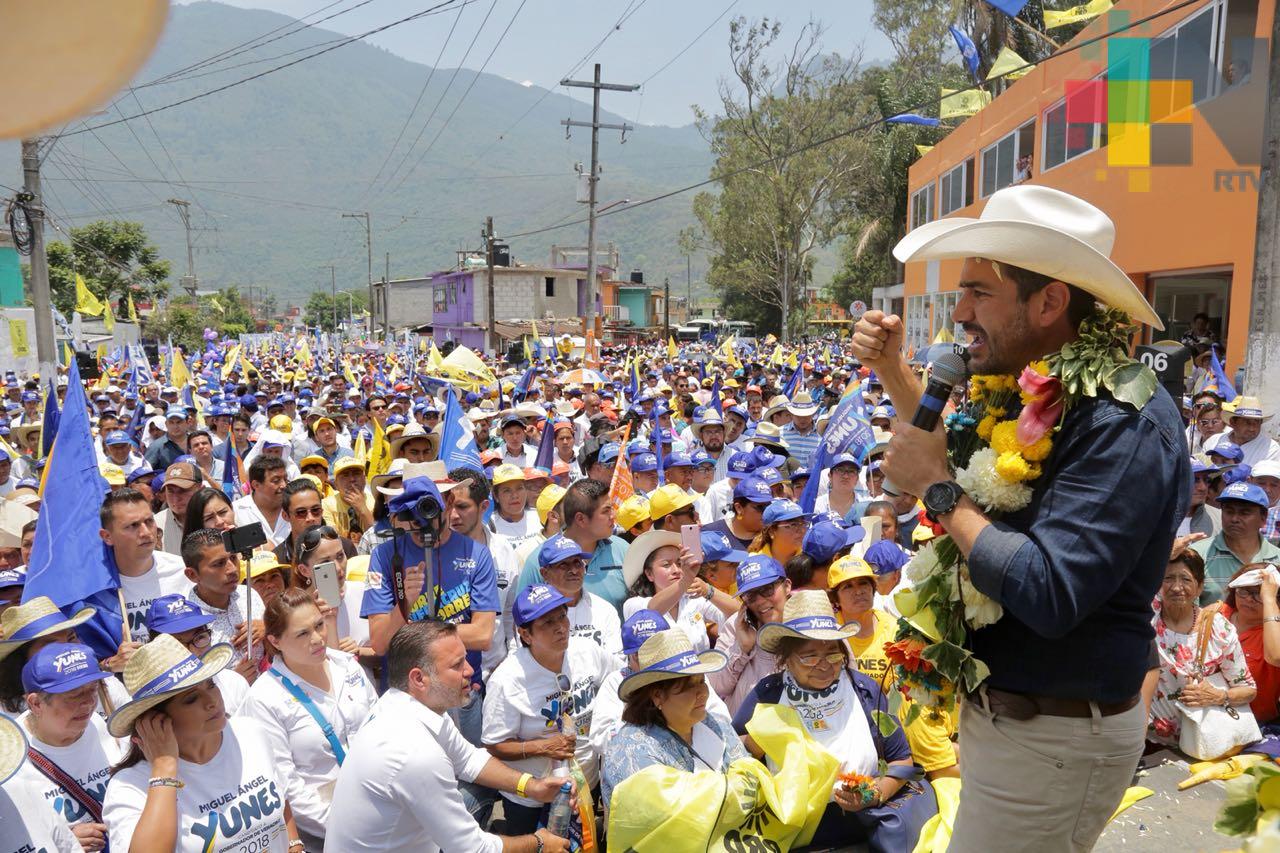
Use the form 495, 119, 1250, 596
312, 561, 342, 606
680, 524, 703, 563
222, 523, 268, 555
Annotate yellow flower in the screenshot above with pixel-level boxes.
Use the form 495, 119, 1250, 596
990, 420, 1021, 456
1027, 360, 1050, 376
1022, 435, 1053, 462
995, 451, 1034, 483
976, 415, 996, 441
985, 406, 1006, 419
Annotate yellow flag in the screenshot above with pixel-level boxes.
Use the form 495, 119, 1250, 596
171, 346, 191, 390
916, 144, 936, 156
428, 342, 444, 370
295, 338, 313, 368
222, 345, 242, 380
343, 359, 359, 387
62, 341, 73, 366
785, 350, 799, 369
352, 430, 367, 465
932, 326, 955, 344
530, 320, 542, 362
103, 300, 115, 333
1044, 0, 1113, 29
209, 296, 225, 314
240, 349, 255, 379
75, 274, 105, 316
667, 337, 677, 359
367, 417, 391, 477
939, 87, 992, 118
441, 345, 497, 386
770, 345, 784, 367
987, 45, 1035, 81
127, 293, 139, 322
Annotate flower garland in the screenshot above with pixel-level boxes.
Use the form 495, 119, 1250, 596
886, 308, 1158, 724
838, 772, 880, 807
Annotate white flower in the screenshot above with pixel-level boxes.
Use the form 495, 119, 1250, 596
958, 566, 1003, 629
904, 542, 945, 585
955, 447, 1034, 513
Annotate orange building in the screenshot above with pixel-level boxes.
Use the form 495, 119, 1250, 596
896, 0, 1271, 372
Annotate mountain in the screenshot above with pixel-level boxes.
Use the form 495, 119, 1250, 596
2, 1, 716, 309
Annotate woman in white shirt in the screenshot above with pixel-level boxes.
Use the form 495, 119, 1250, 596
482, 584, 617, 836
290, 525, 371, 660
13, 642, 124, 851
0, 713, 80, 853
144, 593, 251, 715
102, 633, 303, 853
621, 530, 723, 653
243, 588, 377, 851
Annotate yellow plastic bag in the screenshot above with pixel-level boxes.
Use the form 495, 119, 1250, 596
912, 777, 960, 853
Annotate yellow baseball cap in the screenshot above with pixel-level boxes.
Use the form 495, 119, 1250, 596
536, 484, 567, 526
648, 483, 697, 522
617, 495, 651, 532
912, 524, 937, 544
269, 414, 293, 432
100, 464, 126, 486
241, 551, 288, 582
827, 554, 875, 590
297, 454, 329, 471
492, 464, 527, 486
332, 457, 365, 477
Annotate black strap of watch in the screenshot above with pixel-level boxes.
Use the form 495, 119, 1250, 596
923, 480, 965, 521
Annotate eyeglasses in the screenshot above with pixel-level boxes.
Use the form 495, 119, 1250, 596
794, 651, 845, 668
742, 580, 782, 602
1237, 587, 1263, 601
369, 404, 387, 412
775, 520, 808, 532
178, 627, 212, 649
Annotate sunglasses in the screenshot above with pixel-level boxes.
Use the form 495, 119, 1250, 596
299, 524, 339, 554
795, 651, 845, 668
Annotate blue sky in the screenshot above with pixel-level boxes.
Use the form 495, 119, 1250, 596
175, 0, 895, 126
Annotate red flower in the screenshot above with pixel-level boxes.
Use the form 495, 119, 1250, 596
1153, 716, 1177, 739
1017, 366, 1064, 446
885, 638, 932, 673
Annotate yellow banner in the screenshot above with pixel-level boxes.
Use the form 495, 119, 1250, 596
75, 274, 105, 316
1044, 0, 1113, 29
103, 300, 115, 333
940, 88, 993, 119
127, 293, 139, 322
987, 45, 1035, 81
916, 144, 935, 156
8, 320, 29, 357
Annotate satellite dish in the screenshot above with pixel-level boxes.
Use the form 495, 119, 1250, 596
1, 0, 169, 139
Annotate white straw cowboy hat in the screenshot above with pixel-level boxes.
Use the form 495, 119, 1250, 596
371, 457, 410, 494
388, 423, 440, 460
0, 597, 96, 663
758, 589, 858, 653
892, 185, 1163, 329
0, 713, 27, 785
622, 529, 682, 589
107, 634, 234, 738
786, 391, 820, 418
618, 629, 727, 700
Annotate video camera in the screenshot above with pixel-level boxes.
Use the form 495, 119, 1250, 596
392, 493, 445, 549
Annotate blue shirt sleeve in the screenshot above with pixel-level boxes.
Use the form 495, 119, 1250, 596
850, 670, 912, 764
467, 539, 500, 613
515, 547, 545, 594
360, 541, 394, 617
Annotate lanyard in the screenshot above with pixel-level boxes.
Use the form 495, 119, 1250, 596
268, 667, 346, 765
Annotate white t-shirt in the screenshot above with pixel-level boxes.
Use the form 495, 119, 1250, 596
242, 651, 377, 842
103, 717, 291, 853
623, 594, 719, 653
489, 509, 541, 551
12, 712, 125, 830
336, 578, 370, 650
117, 551, 189, 643
479, 530, 519, 679
482, 638, 619, 805
232, 494, 292, 547
0, 773, 79, 853
567, 592, 623, 662
215, 668, 251, 717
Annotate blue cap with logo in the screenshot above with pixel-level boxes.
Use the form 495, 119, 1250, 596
1222, 464, 1254, 487
621, 609, 666, 655
513, 583, 571, 627
733, 475, 773, 504
0, 568, 24, 590
735, 554, 786, 596
145, 594, 214, 636
762, 499, 806, 526
691, 449, 714, 468
632, 452, 659, 473
864, 540, 911, 576
749, 446, 785, 470
21, 642, 111, 694
726, 451, 757, 476
665, 452, 693, 469
1218, 481, 1270, 510
387, 476, 446, 515
104, 430, 132, 447
597, 442, 621, 465
1210, 441, 1245, 463
700, 530, 748, 564
802, 521, 865, 564
538, 535, 592, 568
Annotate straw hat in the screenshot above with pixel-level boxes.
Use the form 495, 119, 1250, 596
371, 457, 410, 493
12, 423, 41, 448
618, 629, 727, 700
389, 423, 439, 460
750, 422, 788, 452
763, 395, 792, 422
758, 589, 857, 653
0, 713, 27, 786
622, 529, 682, 588
107, 634, 234, 737
892, 184, 1162, 329
0, 597, 96, 662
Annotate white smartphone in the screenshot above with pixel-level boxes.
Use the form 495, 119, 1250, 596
312, 561, 342, 606
680, 523, 703, 563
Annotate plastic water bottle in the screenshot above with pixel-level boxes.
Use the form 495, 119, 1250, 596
545, 781, 574, 838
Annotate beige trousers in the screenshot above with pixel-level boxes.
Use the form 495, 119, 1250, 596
948, 695, 1145, 853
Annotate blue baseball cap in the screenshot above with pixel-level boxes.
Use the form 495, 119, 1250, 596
762, 499, 805, 526
632, 453, 659, 473
20, 390, 38, 403
104, 430, 132, 446
387, 476, 446, 514
1191, 457, 1221, 476
538, 534, 592, 568
1218, 481, 1269, 509
733, 475, 773, 504
0, 568, 24, 590
727, 451, 757, 476
126, 467, 155, 485
665, 452, 694, 469
749, 446, 785, 470
1223, 464, 1254, 487
621, 609, 666, 655
830, 452, 861, 470
513, 583, 571, 627
756, 466, 783, 487
802, 521, 865, 564
700, 530, 747, 564
691, 449, 713, 468
145, 594, 214, 636
864, 540, 910, 576
21, 643, 111, 694
500, 414, 524, 430
735, 554, 786, 596
598, 443, 621, 465
790, 466, 811, 482
165, 407, 188, 420
1210, 441, 1244, 463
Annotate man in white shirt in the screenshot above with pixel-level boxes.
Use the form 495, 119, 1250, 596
181, 527, 265, 674
497, 415, 535, 468
324, 621, 571, 853
233, 455, 292, 546
1205, 397, 1280, 468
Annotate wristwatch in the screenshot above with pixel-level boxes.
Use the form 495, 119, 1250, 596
923, 480, 965, 520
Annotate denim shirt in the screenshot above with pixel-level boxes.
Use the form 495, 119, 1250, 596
967, 387, 1190, 703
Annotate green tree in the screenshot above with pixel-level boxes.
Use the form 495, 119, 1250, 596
46, 220, 171, 317
304, 289, 367, 332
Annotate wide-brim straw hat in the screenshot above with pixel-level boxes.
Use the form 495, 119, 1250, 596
758, 589, 857, 653
107, 634, 234, 737
892, 185, 1162, 329
618, 629, 727, 700
622, 529, 682, 588
0, 596, 96, 663
388, 423, 440, 460
0, 713, 26, 785
371, 457, 410, 493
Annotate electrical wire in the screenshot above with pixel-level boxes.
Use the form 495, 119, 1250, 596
639, 0, 740, 87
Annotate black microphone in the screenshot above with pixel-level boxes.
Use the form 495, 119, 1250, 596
882, 349, 970, 497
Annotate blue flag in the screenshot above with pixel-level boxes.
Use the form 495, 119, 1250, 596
532, 412, 557, 476
124, 396, 146, 449
886, 113, 941, 127
22, 359, 121, 660
982, 0, 1029, 16
513, 365, 537, 401
40, 381, 60, 458
710, 376, 723, 416
950, 25, 981, 83
651, 405, 666, 487
1209, 347, 1238, 401
221, 432, 244, 499
782, 356, 806, 399
798, 384, 875, 514
438, 387, 483, 473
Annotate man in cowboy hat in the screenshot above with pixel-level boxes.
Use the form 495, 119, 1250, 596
779, 391, 822, 467
1204, 396, 1280, 468
853, 185, 1188, 852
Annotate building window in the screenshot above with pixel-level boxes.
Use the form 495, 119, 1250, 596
939, 157, 975, 215
910, 184, 936, 230
932, 291, 963, 341
981, 121, 1035, 197
906, 295, 930, 353
1042, 85, 1107, 171
545, 277, 555, 297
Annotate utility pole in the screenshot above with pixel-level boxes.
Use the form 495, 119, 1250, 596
383, 252, 390, 341
560, 64, 639, 333
20, 139, 56, 379
1245, 8, 1280, 409
484, 216, 496, 355
342, 212, 372, 337
686, 253, 692, 316
167, 198, 196, 297
322, 266, 337, 334
663, 276, 670, 341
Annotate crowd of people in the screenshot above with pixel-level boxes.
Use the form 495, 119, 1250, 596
0, 268, 1272, 849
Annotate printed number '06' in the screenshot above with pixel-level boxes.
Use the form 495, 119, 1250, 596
1139, 351, 1168, 373
723, 830, 781, 853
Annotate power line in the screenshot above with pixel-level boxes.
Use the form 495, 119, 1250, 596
640, 0, 740, 86
56, 0, 472, 139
